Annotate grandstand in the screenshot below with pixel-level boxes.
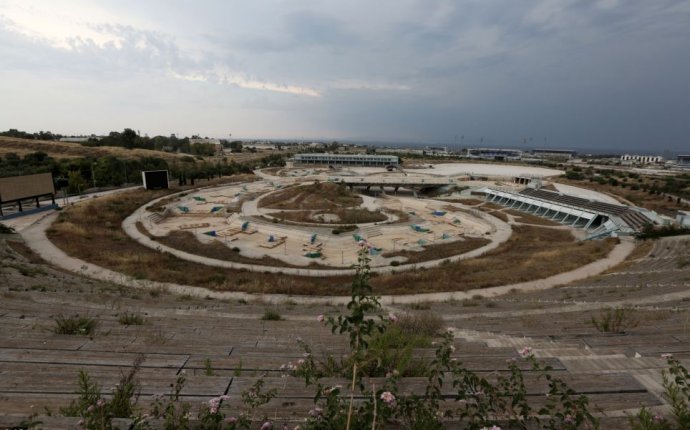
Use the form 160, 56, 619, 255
466, 148, 522, 161
484, 187, 655, 238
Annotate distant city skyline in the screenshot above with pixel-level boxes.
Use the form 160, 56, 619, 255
1, 0, 689, 152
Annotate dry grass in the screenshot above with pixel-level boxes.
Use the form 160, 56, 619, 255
371, 226, 618, 294
476, 208, 509, 222
259, 182, 362, 210
445, 198, 485, 206
503, 209, 560, 226
0, 136, 183, 162
48, 189, 617, 296
0, 136, 272, 164
271, 208, 387, 224
603, 239, 655, 274
150, 228, 333, 269
382, 236, 490, 263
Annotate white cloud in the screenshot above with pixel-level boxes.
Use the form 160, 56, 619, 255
0, 1, 127, 49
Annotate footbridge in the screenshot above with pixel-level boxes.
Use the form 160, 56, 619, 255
331, 176, 457, 192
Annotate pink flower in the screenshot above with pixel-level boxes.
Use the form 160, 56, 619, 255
96, 398, 106, 407
564, 414, 574, 423
661, 353, 673, 359
220, 394, 230, 401
388, 313, 398, 323
87, 405, 95, 412
210, 406, 218, 414
518, 346, 533, 357
654, 414, 664, 422
480, 426, 501, 430
317, 314, 324, 322
261, 421, 273, 430
380, 391, 396, 405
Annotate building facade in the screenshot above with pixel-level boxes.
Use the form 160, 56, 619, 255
466, 148, 522, 161
620, 154, 664, 164
677, 155, 690, 168
293, 153, 399, 166
531, 149, 576, 160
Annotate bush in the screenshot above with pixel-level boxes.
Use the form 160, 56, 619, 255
0, 223, 16, 234
53, 314, 98, 335
591, 307, 639, 333
118, 312, 145, 326
261, 309, 283, 321
332, 225, 357, 235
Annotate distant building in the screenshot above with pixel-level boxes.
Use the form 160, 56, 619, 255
244, 143, 277, 151
424, 146, 450, 156
293, 153, 399, 166
189, 138, 221, 146
466, 148, 522, 161
531, 149, 576, 160
620, 154, 664, 164
677, 155, 690, 168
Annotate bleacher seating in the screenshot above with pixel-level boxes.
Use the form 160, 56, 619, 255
519, 188, 653, 231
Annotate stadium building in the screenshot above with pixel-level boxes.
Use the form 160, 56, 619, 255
531, 149, 576, 160
620, 154, 664, 164
466, 148, 522, 161
677, 155, 690, 169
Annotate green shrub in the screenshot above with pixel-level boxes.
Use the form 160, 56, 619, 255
261, 309, 283, 321
0, 223, 16, 234
53, 314, 98, 335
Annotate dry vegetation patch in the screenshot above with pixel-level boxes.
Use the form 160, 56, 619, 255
382, 236, 490, 263
503, 209, 561, 226
150, 228, 333, 269
0, 136, 183, 162
603, 239, 655, 274
371, 226, 618, 294
271, 208, 387, 224
259, 182, 362, 210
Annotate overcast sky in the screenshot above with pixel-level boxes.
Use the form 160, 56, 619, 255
1, 0, 689, 151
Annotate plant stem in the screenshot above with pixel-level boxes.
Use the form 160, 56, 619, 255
346, 361, 357, 430
371, 383, 377, 430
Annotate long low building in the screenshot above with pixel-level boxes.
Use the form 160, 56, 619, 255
467, 148, 522, 161
293, 153, 399, 166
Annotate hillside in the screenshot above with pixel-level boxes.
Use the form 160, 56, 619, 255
0, 136, 273, 164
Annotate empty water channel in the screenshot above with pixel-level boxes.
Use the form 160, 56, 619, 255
125, 176, 512, 276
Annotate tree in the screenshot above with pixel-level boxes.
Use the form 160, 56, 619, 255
67, 170, 87, 194
229, 141, 243, 153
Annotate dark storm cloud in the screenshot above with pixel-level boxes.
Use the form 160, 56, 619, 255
0, 0, 688, 150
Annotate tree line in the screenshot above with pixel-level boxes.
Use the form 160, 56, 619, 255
0, 151, 285, 194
